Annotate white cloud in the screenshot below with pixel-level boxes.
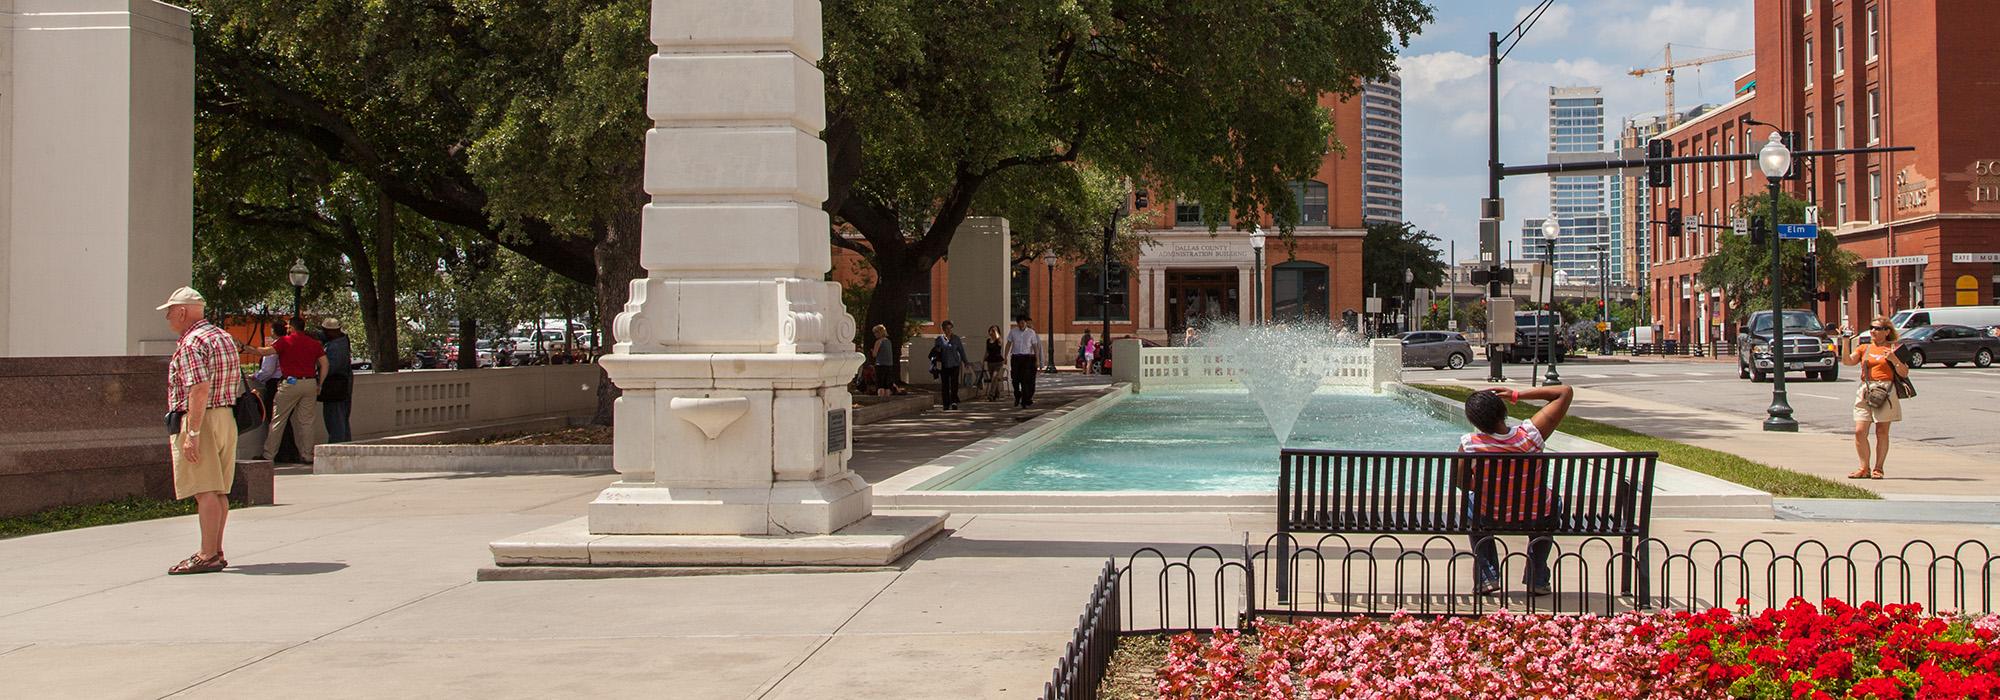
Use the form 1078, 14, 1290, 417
1510, 3, 1575, 45
1398, 51, 1485, 105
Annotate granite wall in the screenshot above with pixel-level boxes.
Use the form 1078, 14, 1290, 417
0, 356, 174, 517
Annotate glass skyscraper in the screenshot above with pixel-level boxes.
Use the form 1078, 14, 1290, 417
1544, 87, 1621, 286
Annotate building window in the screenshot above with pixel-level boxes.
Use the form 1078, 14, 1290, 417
1175, 202, 1204, 228
1290, 180, 1330, 226
1696, 147, 1705, 192
1727, 135, 1738, 182
1868, 172, 1882, 222
909, 267, 933, 322
1073, 263, 1130, 321
1272, 262, 1330, 322
1867, 89, 1880, 144
1833, 24, 1845, 75
1709, 141, 1719, 187
1867, 6, 1879, 61
1835, 102, 1846, 149
1804, 38, 1814, 89
1011, 265, 1032, 320
1836, 178, 1848, 225
1805, 113, 1816, 150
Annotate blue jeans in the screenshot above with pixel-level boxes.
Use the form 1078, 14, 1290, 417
1466, 495, 1562, 587
323, 400, 352, 444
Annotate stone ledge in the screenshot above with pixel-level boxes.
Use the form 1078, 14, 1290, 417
488, 510, 948, 569
313, 444, 611, 475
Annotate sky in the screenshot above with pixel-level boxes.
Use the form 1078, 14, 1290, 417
1396, 0, 1755, 263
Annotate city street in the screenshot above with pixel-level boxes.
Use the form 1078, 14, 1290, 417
1418, 357, 2000, 458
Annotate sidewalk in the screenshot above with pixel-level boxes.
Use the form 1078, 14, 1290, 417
5, 465, 1996, 699
1549, 386, 2000, 499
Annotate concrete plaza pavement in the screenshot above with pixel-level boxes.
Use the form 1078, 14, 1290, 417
10, 369, 2000, 698
8, 467, 2000, 699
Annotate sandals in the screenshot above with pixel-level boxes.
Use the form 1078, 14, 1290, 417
1848, 469, 1872, 479
168, 552, 227, 575
1872, 469, 1886, 480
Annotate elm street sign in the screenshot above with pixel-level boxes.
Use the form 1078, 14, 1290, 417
1777, 223, 1818, 240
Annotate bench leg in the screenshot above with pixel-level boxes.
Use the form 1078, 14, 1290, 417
1276, 534, 1292, 605
1620, 536, 1633, 596
1637, 544, 1652, 609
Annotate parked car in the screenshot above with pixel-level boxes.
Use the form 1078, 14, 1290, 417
1894, 324, 2000, 368
1889, 305, 2000, 333
1097, 336, 1161, 373
1736, 309, 1839, 382
1399, 331, 1474, 370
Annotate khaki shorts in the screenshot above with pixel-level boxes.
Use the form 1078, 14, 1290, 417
1852, 380, 1902, 424
171, 408, 239, 499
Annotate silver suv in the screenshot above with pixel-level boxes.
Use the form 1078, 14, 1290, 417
1398, 331, 1474, 370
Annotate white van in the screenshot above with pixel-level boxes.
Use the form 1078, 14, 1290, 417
1890, 306, 2000, 332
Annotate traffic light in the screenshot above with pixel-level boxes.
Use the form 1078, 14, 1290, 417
1748, 211, 1768, 246
1646, 139, 1674, 189
1665, 207, 1684, 237
1134, 189, 1150, 209
1779, 131, 1801, 180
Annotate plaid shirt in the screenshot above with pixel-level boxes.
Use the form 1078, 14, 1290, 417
1459, 424, 1556, 522
167, 320, 242, 411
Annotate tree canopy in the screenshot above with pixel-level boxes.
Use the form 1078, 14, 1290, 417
1361, 221, 1448, 301
822, 0, 1433, 346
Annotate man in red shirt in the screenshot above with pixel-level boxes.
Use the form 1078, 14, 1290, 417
1458, 384, 1573, 596
244, 320, 328, 464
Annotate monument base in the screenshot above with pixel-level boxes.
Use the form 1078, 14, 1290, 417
588, 472, 873, 536
488, 510, 948, 569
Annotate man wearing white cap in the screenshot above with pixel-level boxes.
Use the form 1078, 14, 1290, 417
158, 286, 242, 574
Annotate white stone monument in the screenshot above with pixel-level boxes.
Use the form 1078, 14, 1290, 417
1, 0, 193, 357
491, 0, 944, 568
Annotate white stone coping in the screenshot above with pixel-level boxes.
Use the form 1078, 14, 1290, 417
873, 382, 1773, 519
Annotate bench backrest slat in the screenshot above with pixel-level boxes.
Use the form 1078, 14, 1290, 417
1277, 449, 1659, 537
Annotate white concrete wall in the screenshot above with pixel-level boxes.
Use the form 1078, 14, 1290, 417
947, 216, 1010, 340
347, 365, 602, 441
2, 0, 192, 357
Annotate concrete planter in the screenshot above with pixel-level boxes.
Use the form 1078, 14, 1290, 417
314, 444, 611, 475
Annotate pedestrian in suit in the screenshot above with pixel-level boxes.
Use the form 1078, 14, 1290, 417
929, 321, 968, 410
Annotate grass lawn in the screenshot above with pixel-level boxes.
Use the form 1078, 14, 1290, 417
1413, 383, 1877, 500
0, 496, 243, 540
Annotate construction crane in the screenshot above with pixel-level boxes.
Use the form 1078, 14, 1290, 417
1629, 44, 1754, 129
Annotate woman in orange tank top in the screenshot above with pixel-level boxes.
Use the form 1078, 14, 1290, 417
1840, 321, 1910, 479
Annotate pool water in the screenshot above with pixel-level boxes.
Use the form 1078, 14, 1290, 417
963, 389, 1469, 491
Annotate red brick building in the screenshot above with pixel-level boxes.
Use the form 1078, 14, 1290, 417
833, 91, 1375, 357
1650, 0, 2000, 342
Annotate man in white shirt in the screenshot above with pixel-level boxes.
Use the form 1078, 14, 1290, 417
1003, 314, 1042, 407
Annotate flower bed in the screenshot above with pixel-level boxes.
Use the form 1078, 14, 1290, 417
1153, 599, 2000, 699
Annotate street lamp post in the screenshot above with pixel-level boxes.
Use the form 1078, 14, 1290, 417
1594, 245, 1611, 355
288, 258, 310, 329
1043, 251, 1059, 373
1758, 131, 1799, 432
1541, 219, 1562, 387
1403, 267, 1415, 333
1250, 228, 1267, 325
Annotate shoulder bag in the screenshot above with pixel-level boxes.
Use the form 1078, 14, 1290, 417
233, 374, 268, 434
1893, 366, 1917, 400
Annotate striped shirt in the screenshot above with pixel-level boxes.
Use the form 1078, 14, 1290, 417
167, 320, 243, 412
1458, 424, 1555, 521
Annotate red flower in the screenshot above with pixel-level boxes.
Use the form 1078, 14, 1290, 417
1852, 676, 1903, 698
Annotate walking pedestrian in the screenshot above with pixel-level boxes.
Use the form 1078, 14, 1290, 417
1005, 314, 1041, 407
1076, 330, 1094, 370
870, 324, 897, 397
983, 325, 1006, 401
318, 317, 354, 444
244, 318, 328, 464
929, 320, 968, 410
158, 287, 242, 575
1842, 320, 1911, 479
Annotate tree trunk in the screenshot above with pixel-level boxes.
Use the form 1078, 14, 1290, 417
590, 205, 644, 426
369, 189, 401, 371
863, 250, 923, 386
457, 317, 479, 370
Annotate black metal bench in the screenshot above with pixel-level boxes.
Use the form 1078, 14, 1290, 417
1276, 448, 1659, 602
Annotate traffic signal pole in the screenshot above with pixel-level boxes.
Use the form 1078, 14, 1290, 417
1485, 30, 1505, 383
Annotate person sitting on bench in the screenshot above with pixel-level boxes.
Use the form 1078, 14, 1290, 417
1458, 384, 1574, 596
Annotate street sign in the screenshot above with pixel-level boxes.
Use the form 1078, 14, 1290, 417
1364, 297, 1381, 313
1596, 321, 1609, 331
1448, 320, 1459, 331
1804, 205, 1820, 224
1732, 217, 1749, 236
1777, 223, 1818, 240
1684, 214, 1701, 237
